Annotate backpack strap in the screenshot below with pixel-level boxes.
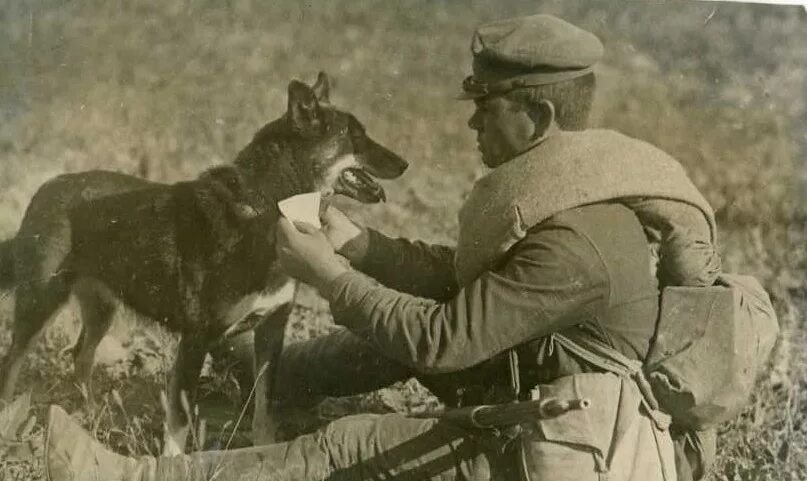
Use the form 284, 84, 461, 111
550, 333, 676, 481
551, 332, 668, 429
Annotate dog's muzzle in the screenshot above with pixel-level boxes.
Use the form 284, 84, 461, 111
334, 167, 386, 203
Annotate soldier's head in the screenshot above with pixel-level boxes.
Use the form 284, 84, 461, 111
462, 15, 603, 168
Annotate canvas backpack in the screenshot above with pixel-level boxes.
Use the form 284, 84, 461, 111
553, 273, 779, 478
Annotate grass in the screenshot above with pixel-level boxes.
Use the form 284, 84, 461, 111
1, 1, 806, 479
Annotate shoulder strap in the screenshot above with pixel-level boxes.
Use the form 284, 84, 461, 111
552, 332, 661, 413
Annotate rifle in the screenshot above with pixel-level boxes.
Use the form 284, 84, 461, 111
437, 351, 591, 481
441, 397, 591, 429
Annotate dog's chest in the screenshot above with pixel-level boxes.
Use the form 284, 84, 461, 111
220, 280, 296, 337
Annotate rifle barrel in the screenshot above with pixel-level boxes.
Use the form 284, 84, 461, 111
441, 397, 591, 429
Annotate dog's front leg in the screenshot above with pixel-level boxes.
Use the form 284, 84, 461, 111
163, 335, 209, 456
251, 302, 293, 445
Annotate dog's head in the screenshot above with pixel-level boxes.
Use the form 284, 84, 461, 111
286, 72, 408, 203
235, 72, 408, 208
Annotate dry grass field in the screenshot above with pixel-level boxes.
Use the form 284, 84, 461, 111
0, 1, 805, 479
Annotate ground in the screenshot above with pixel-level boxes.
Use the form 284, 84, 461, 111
0, 1, 806, 480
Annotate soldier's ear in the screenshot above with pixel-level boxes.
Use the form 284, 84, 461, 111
529, 99, 556, 143
312, 71, 331, 104
287, 80, 322, 135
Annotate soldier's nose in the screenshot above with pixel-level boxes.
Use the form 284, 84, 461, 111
467, 111, 480, 130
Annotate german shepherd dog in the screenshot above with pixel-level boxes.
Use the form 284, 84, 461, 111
0, 72, 407, 453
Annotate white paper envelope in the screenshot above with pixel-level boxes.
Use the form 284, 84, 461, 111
278, 192, 322, 229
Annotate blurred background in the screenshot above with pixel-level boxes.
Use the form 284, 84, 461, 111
0, 1, 805, 479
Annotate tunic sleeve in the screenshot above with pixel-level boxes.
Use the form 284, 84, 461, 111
354, 228, 460, 301
323, 222, 610, 374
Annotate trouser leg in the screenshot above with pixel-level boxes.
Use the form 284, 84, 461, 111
48, 404, 501, 481
273, 328, 490, 410
160, 414, 496, 481
273, 329, 413, 405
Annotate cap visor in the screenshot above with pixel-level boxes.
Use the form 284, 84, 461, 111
456, 89, 486, 100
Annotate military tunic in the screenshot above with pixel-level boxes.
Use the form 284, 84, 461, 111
277, 202, 659, 409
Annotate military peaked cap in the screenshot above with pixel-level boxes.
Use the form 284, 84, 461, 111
460, 14, 603, 99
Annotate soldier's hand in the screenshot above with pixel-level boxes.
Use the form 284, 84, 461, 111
276, 217, 348, 291
321, 206, 369, 264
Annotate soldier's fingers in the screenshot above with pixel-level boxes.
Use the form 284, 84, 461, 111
275, 217, 297, 244
277, 216, 294, 231
322, 205, 350, 225
292, 221, 320, 235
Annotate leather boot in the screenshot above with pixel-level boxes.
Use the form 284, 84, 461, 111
45, 405, 158, 481
45, 405, 293, 481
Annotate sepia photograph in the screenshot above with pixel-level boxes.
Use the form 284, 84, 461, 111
0, 1, 805, 480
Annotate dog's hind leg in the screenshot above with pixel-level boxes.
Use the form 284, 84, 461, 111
251, 302, 293, 445
163, 334, 209, 456
71, 278, 117, 403
0, 277, 72, 401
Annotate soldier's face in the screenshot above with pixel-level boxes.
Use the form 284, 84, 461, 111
468, 95, 536, 168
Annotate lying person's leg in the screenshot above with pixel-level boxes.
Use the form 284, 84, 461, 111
46, 405, 499, 481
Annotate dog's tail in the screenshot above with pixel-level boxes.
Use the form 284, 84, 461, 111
0, 238, 15, 290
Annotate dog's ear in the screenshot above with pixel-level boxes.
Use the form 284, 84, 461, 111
312, 72, 330, 103
287, 80, 322, 135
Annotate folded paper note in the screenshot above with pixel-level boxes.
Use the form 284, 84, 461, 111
278, 192, 322, 229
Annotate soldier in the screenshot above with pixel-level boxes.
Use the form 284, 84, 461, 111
46, 14, 721, 481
